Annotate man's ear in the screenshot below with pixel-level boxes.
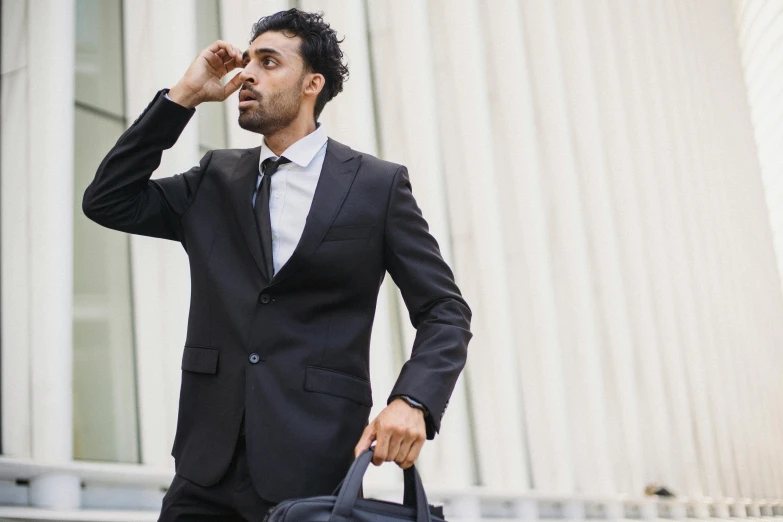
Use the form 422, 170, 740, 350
303, 72, 325, 97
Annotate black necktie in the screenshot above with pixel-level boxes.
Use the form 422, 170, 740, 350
254, 155, 291, 280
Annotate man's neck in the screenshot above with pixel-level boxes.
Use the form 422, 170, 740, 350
263, 120, 317, 156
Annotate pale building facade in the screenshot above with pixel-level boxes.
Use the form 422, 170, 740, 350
1, 0, 782, 520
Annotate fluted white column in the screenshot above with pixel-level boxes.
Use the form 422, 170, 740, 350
426, 0, 530, 489
366, 0, 476, 488
652, 0, 723, 498
550, 0, 647, 496
577, 0, 649, 496
483, 0, 575, 494
1, 0, 33, 460
518, 0, 618, 495
734, 0, 783, 498
669, 0, 739, 498
27, 0, 81, 508
685, 1, 754, 499
122, 0, 200, 467
628, 0, 704, 497
711, 0, 783, 499
600, 0, 680, 492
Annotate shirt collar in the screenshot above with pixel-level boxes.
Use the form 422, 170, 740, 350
258, 121, 327, 172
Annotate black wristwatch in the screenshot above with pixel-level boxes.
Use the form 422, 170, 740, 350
391, 395, 429, 416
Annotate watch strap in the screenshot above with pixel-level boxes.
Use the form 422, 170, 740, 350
391, 394, 429, 416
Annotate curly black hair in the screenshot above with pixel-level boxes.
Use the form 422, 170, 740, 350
249, 8, 349, 122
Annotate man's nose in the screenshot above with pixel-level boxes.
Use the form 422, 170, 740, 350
238, 67, 255, 84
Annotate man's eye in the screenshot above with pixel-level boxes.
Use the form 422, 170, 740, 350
263, 59, 275, 66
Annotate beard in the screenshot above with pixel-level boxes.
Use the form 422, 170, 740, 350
238, 83, 302, 135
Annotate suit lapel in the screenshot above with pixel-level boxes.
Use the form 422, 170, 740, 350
229, 146, 269, 281
229, 136, 361, 287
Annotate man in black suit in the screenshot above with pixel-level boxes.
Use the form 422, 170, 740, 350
83, 8, 472, 521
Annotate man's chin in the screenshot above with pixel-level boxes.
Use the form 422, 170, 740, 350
237, 114, 265, 134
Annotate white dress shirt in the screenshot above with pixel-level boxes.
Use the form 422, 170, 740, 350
253, 122, 327, 276
163, 91, 328, 276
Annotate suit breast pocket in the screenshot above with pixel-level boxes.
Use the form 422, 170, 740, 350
322, 224, 374, 242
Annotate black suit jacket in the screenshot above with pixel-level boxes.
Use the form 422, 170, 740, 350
82, 88, 473, 503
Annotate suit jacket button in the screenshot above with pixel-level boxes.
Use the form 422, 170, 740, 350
259, 293, 271, 304
249, 353, 260, 364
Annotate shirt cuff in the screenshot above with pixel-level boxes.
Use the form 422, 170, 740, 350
390, 394, 431, 417
162, 89, 194, 111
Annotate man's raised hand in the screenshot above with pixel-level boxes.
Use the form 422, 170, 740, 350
168, 40, 245, 109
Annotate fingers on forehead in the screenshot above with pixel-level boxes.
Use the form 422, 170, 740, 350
207, 40, 240, 56
207, 40, 228, 51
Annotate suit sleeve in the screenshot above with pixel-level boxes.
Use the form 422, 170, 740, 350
383, 165, 473, 440
82, 87, 211, 244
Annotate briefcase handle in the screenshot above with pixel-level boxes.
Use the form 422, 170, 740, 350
329, 449, 422, 507
329, 446, 433, 522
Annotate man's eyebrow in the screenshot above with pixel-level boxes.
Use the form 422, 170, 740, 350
242, 47, 285, 61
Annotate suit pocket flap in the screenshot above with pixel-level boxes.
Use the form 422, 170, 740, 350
304, 365, 373, 407
322, 225, 374, 242
181, 345, 219, 374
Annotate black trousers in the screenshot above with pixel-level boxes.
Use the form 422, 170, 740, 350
158, 416, 278, 521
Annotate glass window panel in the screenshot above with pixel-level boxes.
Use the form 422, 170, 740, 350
75, 0, 124, 118
72, 0, 139, 463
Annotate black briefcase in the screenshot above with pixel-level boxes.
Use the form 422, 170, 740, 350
263, 446, 447, 521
